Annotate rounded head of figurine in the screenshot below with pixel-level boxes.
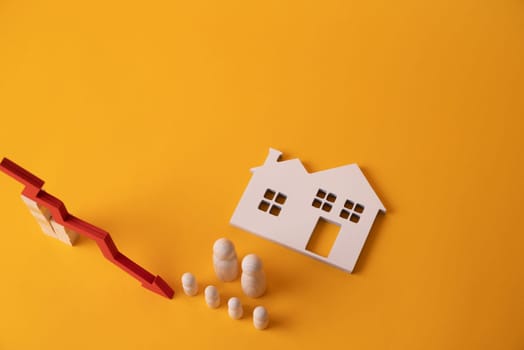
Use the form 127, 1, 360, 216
241, 254, 263, 273
181, 272, 195, 285
213, 238, 236, 260
205, 285, 218, 298
253, 305, 268, 319
228, 297, 241, 309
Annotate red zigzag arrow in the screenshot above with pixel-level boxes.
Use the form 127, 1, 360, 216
0, 158, 174, 299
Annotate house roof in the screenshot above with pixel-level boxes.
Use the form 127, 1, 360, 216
251, 148, 386, 212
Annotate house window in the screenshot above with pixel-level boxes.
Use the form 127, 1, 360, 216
339, 199, 365, 223
312, 189, 336, 213
258, 189, 287, 216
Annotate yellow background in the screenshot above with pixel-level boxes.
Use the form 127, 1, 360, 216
0, 0, 523, 348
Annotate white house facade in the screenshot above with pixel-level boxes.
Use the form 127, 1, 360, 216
230, 148, 386, 272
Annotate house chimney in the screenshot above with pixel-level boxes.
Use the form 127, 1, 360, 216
264, 148, 282, 165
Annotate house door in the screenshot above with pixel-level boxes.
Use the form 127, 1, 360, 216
306, 217, 341, 257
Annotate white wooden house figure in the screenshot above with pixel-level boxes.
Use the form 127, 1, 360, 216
230, 148, 386, 272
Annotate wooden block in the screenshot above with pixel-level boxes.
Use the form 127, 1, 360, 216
21, 195, 51, 219
49, 218, 78, 246
34, 217, 57, 238
30, 212, 50, 223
